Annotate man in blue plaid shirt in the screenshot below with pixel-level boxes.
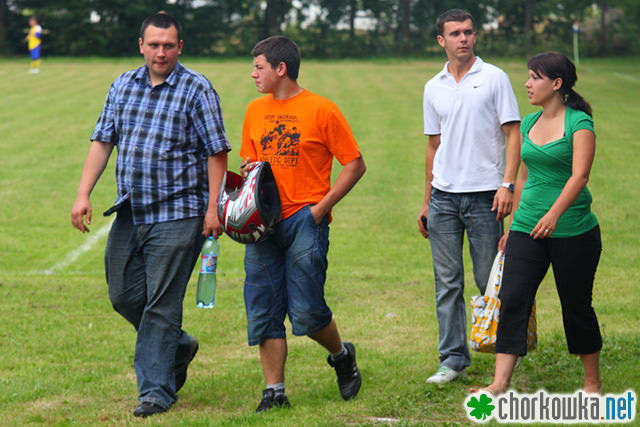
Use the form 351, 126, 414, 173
71, 13, 230, 418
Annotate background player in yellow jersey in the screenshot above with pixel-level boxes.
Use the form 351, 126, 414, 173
25, 16, 42, 73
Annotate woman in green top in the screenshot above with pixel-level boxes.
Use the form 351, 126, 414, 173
481, 52, 602, 395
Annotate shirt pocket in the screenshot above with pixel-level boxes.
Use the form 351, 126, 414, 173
157, 108, 190, 158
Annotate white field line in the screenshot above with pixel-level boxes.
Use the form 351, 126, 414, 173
43, 218, 114, 275
612, 72, 639, 82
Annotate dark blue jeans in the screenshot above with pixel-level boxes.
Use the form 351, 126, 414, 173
104, 204, 204, 409
427, 188, 502, 371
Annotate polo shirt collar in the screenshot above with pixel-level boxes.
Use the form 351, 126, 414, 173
439, 56, 484, 80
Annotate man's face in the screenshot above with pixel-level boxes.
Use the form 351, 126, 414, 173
138, 25, 183, 84
251, 54, 281, 94
437, 19, 476, 63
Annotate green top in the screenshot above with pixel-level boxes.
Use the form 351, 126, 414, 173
510, 106, 598, 237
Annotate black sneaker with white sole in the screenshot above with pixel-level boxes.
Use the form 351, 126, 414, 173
327, 341, 362, 400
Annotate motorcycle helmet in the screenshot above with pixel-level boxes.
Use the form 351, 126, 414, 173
217, 162, 281, 243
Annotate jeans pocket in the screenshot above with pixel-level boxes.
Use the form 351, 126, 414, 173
306, 204, 322, 226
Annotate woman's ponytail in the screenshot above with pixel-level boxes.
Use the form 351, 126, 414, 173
566, 88, 592, 117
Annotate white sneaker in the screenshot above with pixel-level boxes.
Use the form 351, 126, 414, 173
426, 366, 466, 384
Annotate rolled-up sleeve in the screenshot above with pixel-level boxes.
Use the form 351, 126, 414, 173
192, 88, 231, 156
91, 82, 118, 144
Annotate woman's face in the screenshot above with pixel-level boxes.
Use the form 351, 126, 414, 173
525, 69, 562, 106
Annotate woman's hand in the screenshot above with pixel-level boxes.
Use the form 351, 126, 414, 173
498, 233, 509, 253
531, 212, 559, 239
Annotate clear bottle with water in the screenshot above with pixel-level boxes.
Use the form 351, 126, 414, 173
196, 236, 219, 308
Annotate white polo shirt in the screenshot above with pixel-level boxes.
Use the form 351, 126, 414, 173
423, 57, 520, 193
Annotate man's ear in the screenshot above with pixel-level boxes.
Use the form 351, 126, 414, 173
277, 61, 287, 78
138, 38, 144, 55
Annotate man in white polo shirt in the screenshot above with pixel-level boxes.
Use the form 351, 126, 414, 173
417, 8, 521, 384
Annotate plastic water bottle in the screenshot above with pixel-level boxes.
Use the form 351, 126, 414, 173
196, 236, 219, 308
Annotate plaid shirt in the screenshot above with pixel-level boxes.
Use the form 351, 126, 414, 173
92, 62, 231, 225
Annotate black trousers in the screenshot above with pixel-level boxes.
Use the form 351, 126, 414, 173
496, 226, 602, 356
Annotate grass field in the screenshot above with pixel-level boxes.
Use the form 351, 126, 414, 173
0, 56, 639, 426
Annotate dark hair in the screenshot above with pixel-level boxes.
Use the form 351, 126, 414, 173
528, 51, 592, 116
436, 9, 475, 35
140, 12, 182, 42
251, 36, 300, 81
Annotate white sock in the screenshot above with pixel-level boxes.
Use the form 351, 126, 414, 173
266, 382, 285, 396
330, 343, 347, 360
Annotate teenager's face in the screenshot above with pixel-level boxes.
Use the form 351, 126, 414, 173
525, 69, 562, 106
139, 25, 182, 84
251, 54, 282, 94
437, 19, 476, 63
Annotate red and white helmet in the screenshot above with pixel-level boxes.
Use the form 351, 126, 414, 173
217, 162, 281, 244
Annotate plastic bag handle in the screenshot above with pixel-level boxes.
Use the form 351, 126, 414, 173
483, 251, 504, 299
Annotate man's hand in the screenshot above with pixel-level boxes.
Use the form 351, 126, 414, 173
203, 206, 222, 238
417, 204, 429, 238
71, 196, 92, 233
309, 204, 328, 225
492, 187, 513, 221
70, 140, 114, 233
240, 157, 255, 179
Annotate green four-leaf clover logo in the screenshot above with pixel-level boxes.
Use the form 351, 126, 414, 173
466, 393, 495, 421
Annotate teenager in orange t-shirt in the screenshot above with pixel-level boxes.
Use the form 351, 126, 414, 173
239, 36, 366, 412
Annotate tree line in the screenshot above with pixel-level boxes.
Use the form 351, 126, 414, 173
1, 0, 639, 58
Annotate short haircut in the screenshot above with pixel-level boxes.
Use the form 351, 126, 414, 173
436, 9, 475, 36
140, 12, 182, 41
251, 36, 301, 81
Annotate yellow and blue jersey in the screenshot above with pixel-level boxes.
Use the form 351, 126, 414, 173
28, 24, 42, 58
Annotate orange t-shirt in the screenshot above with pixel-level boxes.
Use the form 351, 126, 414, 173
241, 89, 361, 220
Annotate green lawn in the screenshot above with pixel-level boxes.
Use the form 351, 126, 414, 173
0, 56, 638, 426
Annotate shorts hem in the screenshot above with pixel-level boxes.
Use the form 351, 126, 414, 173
291, 315, 332, 337
247, 332, 286, 347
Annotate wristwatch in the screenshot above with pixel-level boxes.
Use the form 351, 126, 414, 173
501, 182, 515, 192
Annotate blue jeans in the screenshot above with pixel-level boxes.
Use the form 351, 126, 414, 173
244, 205, 332, 346
427, 188, 501, 371
104, 203, 204, 409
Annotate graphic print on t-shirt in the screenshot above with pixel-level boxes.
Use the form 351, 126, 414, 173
259, 114, 300, 168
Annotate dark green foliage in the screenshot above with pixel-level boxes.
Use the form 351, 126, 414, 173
2, 0, 640, 58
